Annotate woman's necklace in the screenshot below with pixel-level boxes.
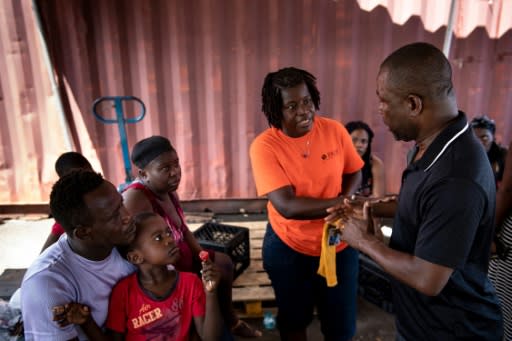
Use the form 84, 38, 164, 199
280, 126, 314, 158
301, 127, 314, 158
302, 139, 311, 158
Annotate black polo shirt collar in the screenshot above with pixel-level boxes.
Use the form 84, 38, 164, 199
408, 111, 469, 171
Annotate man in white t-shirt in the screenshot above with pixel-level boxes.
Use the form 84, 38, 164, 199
21, 170, 137, 340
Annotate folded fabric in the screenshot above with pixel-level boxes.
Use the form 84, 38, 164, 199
317, 221, 338, 287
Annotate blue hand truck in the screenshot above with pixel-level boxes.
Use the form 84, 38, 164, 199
92, 96, 146, 191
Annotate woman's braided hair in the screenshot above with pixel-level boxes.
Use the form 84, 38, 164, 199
345, 121, 374, 189
470, 115, 496, 135
261, 67, 320, 129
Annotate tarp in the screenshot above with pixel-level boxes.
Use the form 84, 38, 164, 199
357, 0, 512, 38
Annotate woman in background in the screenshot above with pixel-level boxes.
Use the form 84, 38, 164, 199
488, 140, 512, 340
345, 121, 385, 197
470, 115, 508, 187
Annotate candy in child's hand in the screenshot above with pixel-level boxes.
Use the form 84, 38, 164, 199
199, 251, 214, 291
204, 279, 214, 292
199, 250, 209, 262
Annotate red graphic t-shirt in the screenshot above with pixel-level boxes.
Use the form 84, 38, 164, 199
106, 272, 205, 341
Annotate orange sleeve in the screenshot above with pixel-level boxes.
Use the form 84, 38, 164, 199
340, 123, 365, 174
249, 131, 290, 196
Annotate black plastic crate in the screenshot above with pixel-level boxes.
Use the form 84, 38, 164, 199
193, 222, 250, 279
358, 253, 394, 314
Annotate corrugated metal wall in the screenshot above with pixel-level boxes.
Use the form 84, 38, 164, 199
0, 0, 70, 203
1, 0, 511, 204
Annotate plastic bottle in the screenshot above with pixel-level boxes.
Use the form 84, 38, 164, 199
262, 311, 276, 330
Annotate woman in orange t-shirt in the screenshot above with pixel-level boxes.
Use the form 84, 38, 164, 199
250, 67, 363, 341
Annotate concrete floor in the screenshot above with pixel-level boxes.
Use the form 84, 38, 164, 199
0, 216, 396, 340
0, 216, 53, 274
237, 297, 396, 341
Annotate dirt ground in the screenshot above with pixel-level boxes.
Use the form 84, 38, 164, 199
0, 216, 396, 340
236, 297, 396, 341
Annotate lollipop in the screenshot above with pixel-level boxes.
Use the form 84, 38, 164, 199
199, 251, 214, 291
199, 250, 209, 262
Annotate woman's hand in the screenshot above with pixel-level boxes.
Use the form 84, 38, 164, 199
326, 195, 397, 246
328, 199, 368, 250
325, 195, 366, 223
324, 194, 375, 225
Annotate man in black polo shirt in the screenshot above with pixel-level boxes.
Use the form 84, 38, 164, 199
328, 42, 503, 340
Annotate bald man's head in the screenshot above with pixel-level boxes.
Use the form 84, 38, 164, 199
379, 42, 454, 102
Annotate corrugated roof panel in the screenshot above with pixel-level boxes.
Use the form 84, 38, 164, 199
0, 0, 510, 204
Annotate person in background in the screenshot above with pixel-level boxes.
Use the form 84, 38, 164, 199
250, 67, 363, 341
327, 42, 503, 340
21, 170, 136, 340
345, 121, 385, 197
122, 135, 260, 338
488, 140, 512, 340
470, 115, 508, 187
40, 152, 93, 252
53, 212, 223, 341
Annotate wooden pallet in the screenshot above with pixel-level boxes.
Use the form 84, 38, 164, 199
0, 268, 26, 301
228, 222, 275, 317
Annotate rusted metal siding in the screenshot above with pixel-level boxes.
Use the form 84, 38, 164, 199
0, 0, 511, 204
0, 0, 71, 203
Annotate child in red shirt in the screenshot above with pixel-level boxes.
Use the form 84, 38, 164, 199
53, 212, 223, 341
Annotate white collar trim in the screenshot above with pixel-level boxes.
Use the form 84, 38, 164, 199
424, 123, 469, 172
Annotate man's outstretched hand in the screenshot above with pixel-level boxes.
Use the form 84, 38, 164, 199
325, 195, 397, 249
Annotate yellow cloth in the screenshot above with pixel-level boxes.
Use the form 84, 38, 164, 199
317, 222, 338, 287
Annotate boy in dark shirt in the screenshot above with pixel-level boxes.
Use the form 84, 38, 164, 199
40, 152, 93, 252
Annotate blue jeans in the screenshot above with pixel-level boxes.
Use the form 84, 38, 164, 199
263, 223, 359, 341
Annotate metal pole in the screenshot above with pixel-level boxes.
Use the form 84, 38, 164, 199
443, 0, 458, 57
31, 0, 74, 151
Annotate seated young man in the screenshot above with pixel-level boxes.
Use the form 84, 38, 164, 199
21, 170, 136, 340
